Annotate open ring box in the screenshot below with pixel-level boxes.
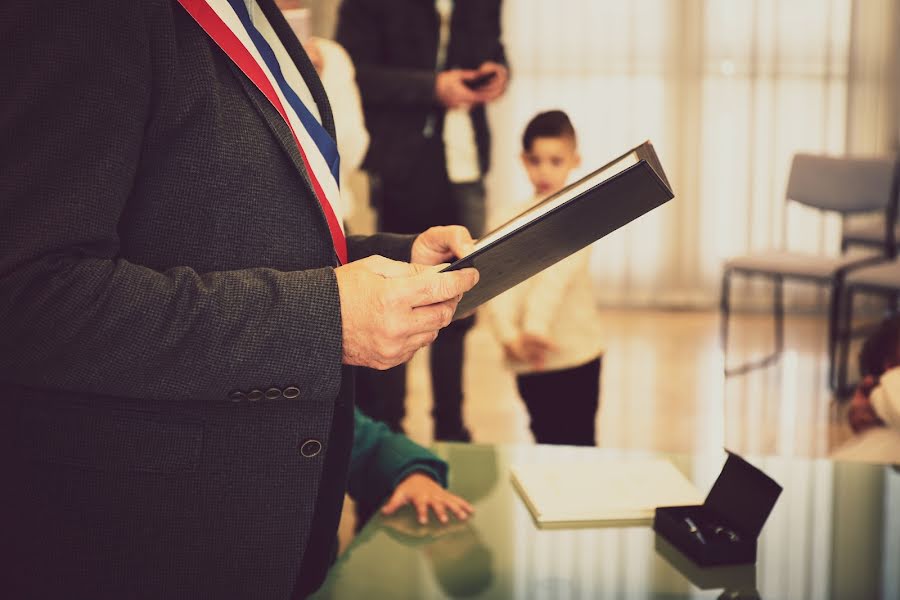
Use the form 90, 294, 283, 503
652, 450, 783, 566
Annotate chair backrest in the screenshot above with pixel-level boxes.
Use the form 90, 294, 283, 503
786, 153, 897, 214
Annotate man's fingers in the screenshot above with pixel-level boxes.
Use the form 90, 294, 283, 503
427, 225, 474, 258
364, 255, 427, 279
409, 300, 458, 332
405, 268, 479, 307
449, 226, 475, 258
455, 86, 483, 105
404, 330, 440, 354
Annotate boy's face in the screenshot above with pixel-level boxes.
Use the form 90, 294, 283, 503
521, 136, 581, 196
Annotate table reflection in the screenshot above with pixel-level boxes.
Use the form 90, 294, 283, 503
312, 444, 900, 600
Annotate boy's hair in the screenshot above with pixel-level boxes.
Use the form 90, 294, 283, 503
858, 314, 900, 378
522, 110, 576, 152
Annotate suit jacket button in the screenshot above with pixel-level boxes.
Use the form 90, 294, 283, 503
300, 439, 322, 458
283, 386, 301, 399
228, 391, 246, 403
265, 387, 282, 400
247, 389, 264, 402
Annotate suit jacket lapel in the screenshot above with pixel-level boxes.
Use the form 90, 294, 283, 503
227, 60, 308, 174
255, 0, 336, 141
222, 0, 338, 244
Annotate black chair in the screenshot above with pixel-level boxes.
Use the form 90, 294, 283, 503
841, 219, 900, 253
721, 154, 898, 387
833, 159, 900, 394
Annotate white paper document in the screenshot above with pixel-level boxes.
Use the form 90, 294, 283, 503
511, 458, 703, 527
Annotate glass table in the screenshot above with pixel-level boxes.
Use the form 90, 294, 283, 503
311, 443, 900, 600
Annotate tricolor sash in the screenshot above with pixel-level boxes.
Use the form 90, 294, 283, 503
176, 0, 347, 264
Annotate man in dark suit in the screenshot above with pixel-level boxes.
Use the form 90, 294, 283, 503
336, 0, 509, 440
0, 0, 478, 598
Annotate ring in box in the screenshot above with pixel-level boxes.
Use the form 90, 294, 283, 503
653, 450, 782, 566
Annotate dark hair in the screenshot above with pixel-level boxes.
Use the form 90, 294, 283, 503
521, 110, 576, 152
858, 314, 900, 378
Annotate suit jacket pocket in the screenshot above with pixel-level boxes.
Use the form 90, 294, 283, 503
20, 405, 203, 474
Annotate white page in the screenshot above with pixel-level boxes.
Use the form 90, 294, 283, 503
474, 151, 640, 251
511, 458, 703, 526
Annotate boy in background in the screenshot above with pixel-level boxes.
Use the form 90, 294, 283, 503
485, 110, 603, 446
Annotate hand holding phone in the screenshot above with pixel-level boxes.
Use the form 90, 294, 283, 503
463, 71, 497, 90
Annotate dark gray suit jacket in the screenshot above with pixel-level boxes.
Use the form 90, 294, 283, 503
335, 0, 507, 183
0, 1, 411, 598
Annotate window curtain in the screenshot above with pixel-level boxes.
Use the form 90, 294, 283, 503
484, 0, 899, 309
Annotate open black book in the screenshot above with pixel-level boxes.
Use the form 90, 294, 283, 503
444, 141, 674, 318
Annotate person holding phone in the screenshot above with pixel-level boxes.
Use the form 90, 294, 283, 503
337, 0, 509, 442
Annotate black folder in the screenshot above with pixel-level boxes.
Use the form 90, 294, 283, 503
444, 141, 674, 318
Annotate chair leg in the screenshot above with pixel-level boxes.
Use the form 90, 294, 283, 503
724, 274, 784, 377
720, 269, 732, 360
773, 275, 784, 356
827, 277, 844, 391
835, 287, 855, 397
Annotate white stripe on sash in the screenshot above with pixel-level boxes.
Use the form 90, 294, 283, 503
207, 0, 344, 228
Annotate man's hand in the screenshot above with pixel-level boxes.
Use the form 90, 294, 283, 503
435, 69, 486, 109
848, 376, 886, 433
503, 332, 558, 370
435, 63, 509, 109
411, 225, 475, 266
335, 255, 478, 369
470, 61, 508, 102
381, 472, 474, 524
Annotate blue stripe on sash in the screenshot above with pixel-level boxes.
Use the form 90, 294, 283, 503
226, 0, 340, 183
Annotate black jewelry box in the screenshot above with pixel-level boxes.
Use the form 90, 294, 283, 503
652, 450, 782, 566
655, 535, 760, 599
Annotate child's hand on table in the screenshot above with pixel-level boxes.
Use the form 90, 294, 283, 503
382, 473, 474, 525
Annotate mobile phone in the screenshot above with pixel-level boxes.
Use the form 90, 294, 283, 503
464, 71, 497, 90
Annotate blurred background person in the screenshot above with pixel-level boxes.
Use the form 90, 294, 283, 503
336, 0, 509, 441
833, 315, 900, 462
486, 110, 603, 446
849, 315, 900, 434
280, 3, 369, 220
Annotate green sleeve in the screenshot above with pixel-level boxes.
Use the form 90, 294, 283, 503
348, 407, 448, 507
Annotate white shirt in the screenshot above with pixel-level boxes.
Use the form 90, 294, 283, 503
485, 196, 605, 374
869, 367, 900, 432
243, 0, 346, 225
246, 0, 321, 125
313, 38, 369, 218
435, 0, 480, 183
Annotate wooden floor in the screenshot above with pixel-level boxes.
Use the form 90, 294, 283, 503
404, 308, 853, 458
338, 307, 861, 550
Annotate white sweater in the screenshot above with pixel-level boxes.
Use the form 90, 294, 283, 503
869, 367, 900, 432
316, 38, 369, 218
484, 197, 604, 374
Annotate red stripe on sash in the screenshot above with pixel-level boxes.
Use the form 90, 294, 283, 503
176, 0, 347, 264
